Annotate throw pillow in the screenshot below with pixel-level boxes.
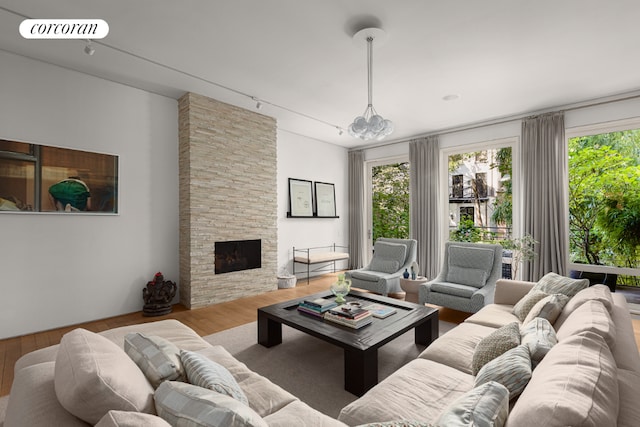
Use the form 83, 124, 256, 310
531, 272, 589, 298
471, 322, 520, 375
522, 293, 569, 326
155, 381, 267, 427
435, 381, 509, 427
124, 332, 185, 388
95, 411, 172, 427
180, 350, 248, 405
474, 345, 532, 400
369, 258, 400, 274
371, 241, 407, 273
520, 317, 557, 367
54, 328, 155, 425
512, 290, 548, 321
446, 266, 488, 288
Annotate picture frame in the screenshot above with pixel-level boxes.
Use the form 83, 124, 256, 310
314, 181, 337, 217
0, 138, 118, 214
288, 178, 313, 217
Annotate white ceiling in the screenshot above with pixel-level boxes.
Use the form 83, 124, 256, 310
2, 1, 640, 148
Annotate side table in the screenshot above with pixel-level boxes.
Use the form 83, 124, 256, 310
400, 276, 429, 303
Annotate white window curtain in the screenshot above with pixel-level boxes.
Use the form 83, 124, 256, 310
348, 150, 365, 269
522, 112, 568, 281
409, 135, 440, 280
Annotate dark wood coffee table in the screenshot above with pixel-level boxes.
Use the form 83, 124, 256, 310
257, 290, 438, 396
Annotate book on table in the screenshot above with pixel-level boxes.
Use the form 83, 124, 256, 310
302, 298, 338, 311
297, 298, 338, 317
327, 305, 369, 320
324, 310, 373, 329
362, 303, 397, 318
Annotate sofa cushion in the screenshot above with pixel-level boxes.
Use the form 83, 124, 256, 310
124, 332, 185, 388
617, 369, 640, 427
95, 411, 171, 427
154, 381, 267, 427
464, 304, 520, 328
508, 331, 619, 427
54, 328, 155, 425
512, 290, 548, 321
474, 345, 532, 400
263, 400, 349, 427
522, 293, 569, 326
531, 272, 589, 298
338, 359, 474, 426
430, 281, 478, 298
354, 423, 434, 427
370, 241, 407, 273
435, 381, 509, 427
554, 284, 614, 329
471, 322, 520, 375
520, 317, 557, 367
4, 361, 90, 427
181, 349, 248, 405
193, 346, 298, 417
555, 300, 616, 349
419, 322, 496, 375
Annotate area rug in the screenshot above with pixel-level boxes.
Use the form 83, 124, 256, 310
202, 319, 456, 418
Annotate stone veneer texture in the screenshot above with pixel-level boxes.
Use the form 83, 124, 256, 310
178, 92, 278, 308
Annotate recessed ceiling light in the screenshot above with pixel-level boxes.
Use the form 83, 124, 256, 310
442, 94, 460, 101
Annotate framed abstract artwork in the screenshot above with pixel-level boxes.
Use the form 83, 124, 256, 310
287, 178, 313, 217
314, 181, 336, 217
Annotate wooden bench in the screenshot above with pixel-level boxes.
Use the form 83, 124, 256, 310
293, 244, 349, 284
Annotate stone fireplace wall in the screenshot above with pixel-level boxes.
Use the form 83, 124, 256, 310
178, 92, 277, 308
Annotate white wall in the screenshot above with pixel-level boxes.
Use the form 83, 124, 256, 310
276, 131, 349, 279
0, 51, 179, 339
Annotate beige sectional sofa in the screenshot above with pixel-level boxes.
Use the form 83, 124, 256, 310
338, 278, 640, 426
1, 319, 345, 427
2, 277, 639, 426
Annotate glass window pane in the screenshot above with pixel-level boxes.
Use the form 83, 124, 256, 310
0, 158, 35, 211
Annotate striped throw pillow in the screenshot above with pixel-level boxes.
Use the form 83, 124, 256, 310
180, 350, 248, 405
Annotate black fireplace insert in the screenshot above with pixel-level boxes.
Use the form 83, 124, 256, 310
215, 239, 261, 274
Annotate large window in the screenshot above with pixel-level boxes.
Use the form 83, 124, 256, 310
365, 157, 409, 259
444, 142, 516, 243
567, 121, 640, 285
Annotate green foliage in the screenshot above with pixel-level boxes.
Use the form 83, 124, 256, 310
502, 234, 538, 279
568, 130, 640, 276
450, 219, 482, 242
491, 147, 513, 227
372, 163, 410, 242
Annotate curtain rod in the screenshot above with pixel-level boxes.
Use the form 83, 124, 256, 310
351, 90, 640, 152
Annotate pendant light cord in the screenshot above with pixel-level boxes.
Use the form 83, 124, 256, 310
367, 36, 373, 108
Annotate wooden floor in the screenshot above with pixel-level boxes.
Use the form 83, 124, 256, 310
1, 272, 639, 398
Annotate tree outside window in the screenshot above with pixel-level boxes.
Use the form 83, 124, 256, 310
568, 129, 640, 286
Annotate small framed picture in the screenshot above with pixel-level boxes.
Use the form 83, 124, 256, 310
288, 178, 313, 217
314, 181, 336, 217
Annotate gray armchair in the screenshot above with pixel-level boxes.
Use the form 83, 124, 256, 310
346, 238, 417, 296
419, 241, 502, 313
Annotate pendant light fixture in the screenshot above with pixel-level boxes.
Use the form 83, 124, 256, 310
348, 27, 394, 141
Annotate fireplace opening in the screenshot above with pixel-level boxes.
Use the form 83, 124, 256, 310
215, 239, 261, 274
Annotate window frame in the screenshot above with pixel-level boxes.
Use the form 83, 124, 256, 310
565, 117, 640, 277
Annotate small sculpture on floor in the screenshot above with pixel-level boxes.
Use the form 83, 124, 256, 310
143, 272, 177, 316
